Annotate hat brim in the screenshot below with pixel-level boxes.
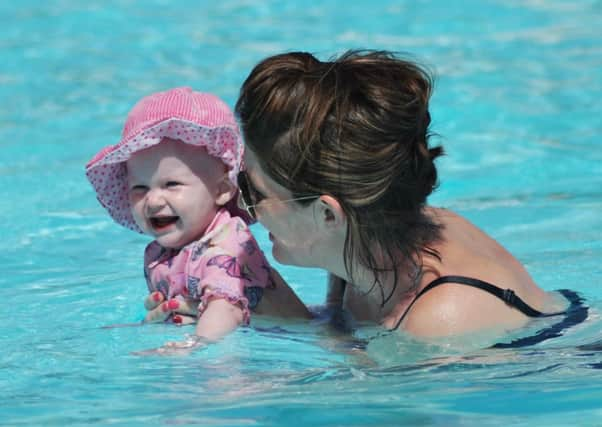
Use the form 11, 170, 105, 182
86, 118, 245, 233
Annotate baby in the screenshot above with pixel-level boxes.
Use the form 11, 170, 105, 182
86, 87, 309, 342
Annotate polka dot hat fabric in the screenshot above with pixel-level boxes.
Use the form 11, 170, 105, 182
85, 87, 246, 233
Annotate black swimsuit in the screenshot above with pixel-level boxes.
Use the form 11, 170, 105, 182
390, 275, 588, 348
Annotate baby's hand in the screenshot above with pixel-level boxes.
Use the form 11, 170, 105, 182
132, 335, 207, 356
144, 292, 198, 324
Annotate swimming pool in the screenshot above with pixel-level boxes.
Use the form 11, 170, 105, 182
2, 0, 601, 425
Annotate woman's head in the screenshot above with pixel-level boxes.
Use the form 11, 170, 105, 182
236, 50, 443, 303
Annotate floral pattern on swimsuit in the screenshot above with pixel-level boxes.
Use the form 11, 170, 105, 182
143, 208, 272, 325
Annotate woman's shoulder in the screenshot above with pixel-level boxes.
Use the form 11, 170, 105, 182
400, 280, 529, 338
402, 208, 554, 338
430, 207, 491, 241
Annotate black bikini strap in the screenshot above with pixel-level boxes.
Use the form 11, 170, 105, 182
391, 275, 565, 331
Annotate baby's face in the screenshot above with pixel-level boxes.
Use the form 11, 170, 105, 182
126, 138, 231, 249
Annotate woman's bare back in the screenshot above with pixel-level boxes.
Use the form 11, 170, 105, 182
342, 208, 566, 338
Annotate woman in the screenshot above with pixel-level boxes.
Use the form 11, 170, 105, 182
232, 49, 585, 345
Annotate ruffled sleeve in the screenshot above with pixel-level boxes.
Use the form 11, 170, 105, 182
184, 212, 271, 325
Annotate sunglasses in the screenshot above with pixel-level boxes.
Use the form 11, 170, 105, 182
237, 171, 318, 219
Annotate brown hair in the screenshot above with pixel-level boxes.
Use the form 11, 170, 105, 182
236, 50, 444, 305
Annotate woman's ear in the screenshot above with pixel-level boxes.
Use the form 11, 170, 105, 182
316, 195, 346, 231
215, 175, 237, 206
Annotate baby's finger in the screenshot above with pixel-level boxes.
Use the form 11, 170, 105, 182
144, 292, 165, 310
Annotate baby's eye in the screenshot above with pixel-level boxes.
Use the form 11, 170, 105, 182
129, 185, 148, 193
165, 181, 181, 188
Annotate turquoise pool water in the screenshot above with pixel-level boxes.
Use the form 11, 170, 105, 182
2, 1, 601, 425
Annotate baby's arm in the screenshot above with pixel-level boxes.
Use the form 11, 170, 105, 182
195, 298, 244, 341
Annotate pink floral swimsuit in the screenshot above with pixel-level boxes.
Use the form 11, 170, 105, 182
143, 208, 272, 324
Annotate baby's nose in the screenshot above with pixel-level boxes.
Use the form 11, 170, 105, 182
145, 189, 166, 210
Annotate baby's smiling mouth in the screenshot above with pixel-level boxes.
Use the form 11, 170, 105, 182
150, 216, 179, 230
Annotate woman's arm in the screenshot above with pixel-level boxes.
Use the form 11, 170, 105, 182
325, 274, 353, 333
326, 274, 346, 308
254, 267, 312, 318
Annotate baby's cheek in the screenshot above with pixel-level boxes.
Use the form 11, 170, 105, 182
130, 203, 148, 231
128, 192, 144, 209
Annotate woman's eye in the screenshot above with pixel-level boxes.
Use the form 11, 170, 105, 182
244, 176, 266, 203
252, 188, 266, 203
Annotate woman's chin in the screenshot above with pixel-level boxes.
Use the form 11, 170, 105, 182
270, 233, 322, 268
271, 245, 289, 264
271, 242, 299, 266
272, 244, 315, 268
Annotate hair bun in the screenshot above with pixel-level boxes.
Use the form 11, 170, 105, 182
428, 146, 444, 161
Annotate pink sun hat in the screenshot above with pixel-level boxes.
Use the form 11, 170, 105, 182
86, 87, 250, 233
